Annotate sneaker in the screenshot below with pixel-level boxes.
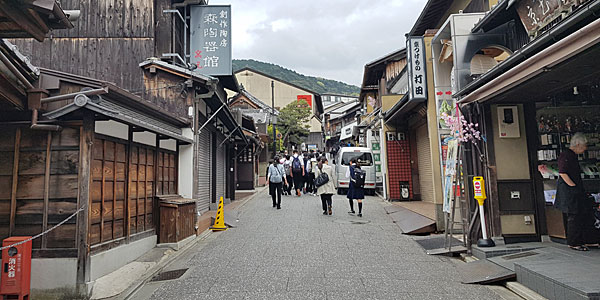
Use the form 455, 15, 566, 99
323, 211, 328, 215
348, 211, 355, 215
357, 213, 362, 217
277, 206, 281, 209
328, 207, 332, 215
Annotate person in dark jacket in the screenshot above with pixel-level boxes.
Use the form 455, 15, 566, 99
554, 133, 594, 251
346, 159, 365, 217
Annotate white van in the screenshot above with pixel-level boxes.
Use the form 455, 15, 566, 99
334, 147, 376, 195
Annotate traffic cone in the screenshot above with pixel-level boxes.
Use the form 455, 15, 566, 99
210, 196, 228, 231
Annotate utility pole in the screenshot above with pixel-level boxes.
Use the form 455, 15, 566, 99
271, 80, 276, 158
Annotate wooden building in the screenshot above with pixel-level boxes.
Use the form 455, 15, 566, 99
1, 0, 246, 297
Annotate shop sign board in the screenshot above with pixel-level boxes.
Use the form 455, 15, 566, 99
516, 0, 576, 37
443, 138, 459, 213
190, 5, 232, 75
406, 36, 427, 101
372, 142, 380, 151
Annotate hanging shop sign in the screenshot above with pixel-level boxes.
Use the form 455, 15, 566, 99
406, 36, 428, 101
190, 5, 232, 75
516, 0, 577, 37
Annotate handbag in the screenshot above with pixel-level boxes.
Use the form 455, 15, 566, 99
314, 167, 329, 188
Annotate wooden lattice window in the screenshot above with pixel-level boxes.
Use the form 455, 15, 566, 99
129, 145, 154, 235
90, 137, 127, 245
156, 150, 177, 196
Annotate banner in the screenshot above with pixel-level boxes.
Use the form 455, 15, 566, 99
190, 5, 232, 75
443, 138, 459, 213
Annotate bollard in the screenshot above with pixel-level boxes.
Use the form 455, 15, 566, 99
473, 177, 495, 247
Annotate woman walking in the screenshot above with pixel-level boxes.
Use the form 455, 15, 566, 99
315, 157, 336, 215
347, 158, 365, 217
267, 156, 287, 209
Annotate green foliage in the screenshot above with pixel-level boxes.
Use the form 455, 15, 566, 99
233, 59, 360, 95
278, 99, 312, 147
267, 125, 284, 152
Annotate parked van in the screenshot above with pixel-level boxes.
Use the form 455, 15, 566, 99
334, 147, 376, 195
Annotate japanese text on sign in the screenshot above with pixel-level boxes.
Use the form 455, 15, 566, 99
190, 5, 232, 76
7, 257, 16, 278
406, 36, 427, 101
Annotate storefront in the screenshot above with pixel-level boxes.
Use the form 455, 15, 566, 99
456, 2, 600, 243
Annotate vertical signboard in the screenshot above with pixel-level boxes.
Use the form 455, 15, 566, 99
406, 36, 427, 101
190, 5, 232, 76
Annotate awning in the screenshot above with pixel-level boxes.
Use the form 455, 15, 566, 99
384, 94, 426, 124
458, 16, 600, 104
340, 121, 357, 141
43, 92, 193, 144
204, 94, 248, 145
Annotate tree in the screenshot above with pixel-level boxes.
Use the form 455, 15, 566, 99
278, 99, 312, 147
267, 125, 284, 152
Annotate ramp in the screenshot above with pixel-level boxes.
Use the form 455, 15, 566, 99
457, 259, 516, 284
385, 205, 436, 234
414, 236, 467, 255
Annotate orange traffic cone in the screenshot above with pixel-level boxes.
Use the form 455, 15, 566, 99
210, 196, 228, 231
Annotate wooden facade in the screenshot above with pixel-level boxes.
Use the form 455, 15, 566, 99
0, 126, 80, 256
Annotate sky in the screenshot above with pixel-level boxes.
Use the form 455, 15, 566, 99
208, 0, 428, 87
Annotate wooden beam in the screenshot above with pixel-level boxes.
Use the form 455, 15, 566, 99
76, 111, 94, 289
9, 128, 21, 236
0, 1, 47, 41
125, 126, 132, 243
100, 140, 105, 243
42, 131, 52, 249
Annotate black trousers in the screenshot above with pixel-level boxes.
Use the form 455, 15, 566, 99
269, 182, 283, 207
564, 213, 586, 246
321, 194, 333, 211
286, 175, 293, 194
306, 173, 315, 193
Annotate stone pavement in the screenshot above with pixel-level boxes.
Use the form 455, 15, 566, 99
133, 190, 503, 300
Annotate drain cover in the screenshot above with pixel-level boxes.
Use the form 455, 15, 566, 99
501, 251, 538, 260
151, 268, 188, 282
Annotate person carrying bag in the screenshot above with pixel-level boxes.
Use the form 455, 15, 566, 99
315, 157, 336, 215
267, 156, 287, 209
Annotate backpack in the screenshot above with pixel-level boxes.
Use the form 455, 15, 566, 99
292, 157, 302, 173
283, 163, 291, 176
314, 167, 329, 188
269, 164, 283, 183
354, 168, 366, 188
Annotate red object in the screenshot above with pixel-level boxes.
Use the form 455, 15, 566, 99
1, 237, 32, 300
297, 95, 312, 107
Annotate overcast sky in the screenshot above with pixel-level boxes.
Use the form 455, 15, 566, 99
209, 0, 427, 87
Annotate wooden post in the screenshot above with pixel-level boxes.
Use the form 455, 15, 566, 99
100, 140, 105, 243
42, 131, 52, 248
112, 139, 117, 241
125, 126, 132, 243
9, 128, 21, 236
76, 111, 94, 289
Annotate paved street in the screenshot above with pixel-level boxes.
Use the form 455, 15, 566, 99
134, 190, 502, 300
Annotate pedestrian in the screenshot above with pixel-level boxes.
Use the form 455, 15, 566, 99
554, 133, 598, 251
283, 155, 293, 195
315, 156, 336, 215
290, 150, 305, 197
310, 154, 318, 196
347, 158, 365, 217
268, 156, 287, 209
304, 153, 312, 194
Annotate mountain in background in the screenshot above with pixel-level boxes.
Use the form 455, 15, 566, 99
232, 59, 360, 96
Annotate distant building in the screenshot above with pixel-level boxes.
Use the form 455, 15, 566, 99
321, 93, 359, 109
234, 67, 324, 150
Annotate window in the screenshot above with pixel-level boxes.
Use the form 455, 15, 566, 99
341, 152, 373, 166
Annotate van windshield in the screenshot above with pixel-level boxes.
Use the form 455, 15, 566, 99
341, 152, 373, 166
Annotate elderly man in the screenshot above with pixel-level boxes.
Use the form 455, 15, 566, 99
554, 133, 595, 251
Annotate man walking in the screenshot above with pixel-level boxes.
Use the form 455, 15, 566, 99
290, 150, 305, 197
267, 156, 287, 209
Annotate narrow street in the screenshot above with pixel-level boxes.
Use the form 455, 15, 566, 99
132, 191, 501, 300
